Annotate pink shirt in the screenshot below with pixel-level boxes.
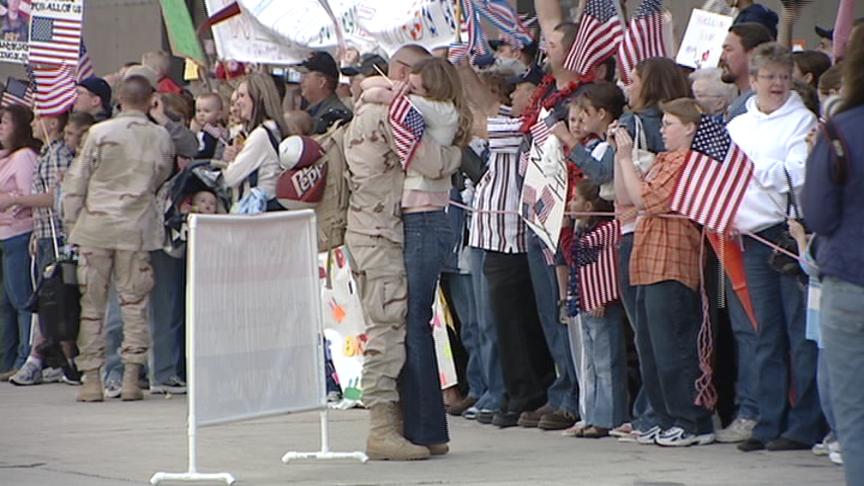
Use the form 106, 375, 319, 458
0, 148, 38, 240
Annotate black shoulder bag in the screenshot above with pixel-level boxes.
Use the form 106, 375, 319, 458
768, 169, 804, 276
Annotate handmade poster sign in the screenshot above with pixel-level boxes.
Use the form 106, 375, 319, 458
676, 9, 734, 70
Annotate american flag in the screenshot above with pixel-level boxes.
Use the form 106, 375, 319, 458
388, 95, 425, 169
461, 0, 491, 60
521, 185, 536, 218
474, 0, 533, 49
530, 113, 553, 147
617, 0, 667, 85
28, 14, 83, 65
1, 78, 34, 108
670, 115, 754, 234
31, 63, 77, 116
77, 43, 95, 81
575, 219, 621, 312
447, 42, 470, 64
563, 0, 623, 75
534, 186, 555, 224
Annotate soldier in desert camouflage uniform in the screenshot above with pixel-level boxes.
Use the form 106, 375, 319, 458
61, 76, 174, 402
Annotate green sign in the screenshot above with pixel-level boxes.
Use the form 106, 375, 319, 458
159, 0, 206, 66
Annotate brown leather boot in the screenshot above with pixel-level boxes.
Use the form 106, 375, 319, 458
121, 364, 143, 401
366, 402, 430, 461
77, 371, 103, 402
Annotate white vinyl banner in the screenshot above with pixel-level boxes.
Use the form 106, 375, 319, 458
205, 0, 309, 63
234, 0, 459, 60
188, 211, 326, 426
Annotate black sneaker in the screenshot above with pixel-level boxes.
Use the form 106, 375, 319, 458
492, 411, 521, 428
738, 438, 766, 452
61, 362, 82, 386
477, 409, 497, 424
766, 437, 811, 451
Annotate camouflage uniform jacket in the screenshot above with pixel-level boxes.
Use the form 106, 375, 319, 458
344, 103, 462, 246
62, 110, 175, 251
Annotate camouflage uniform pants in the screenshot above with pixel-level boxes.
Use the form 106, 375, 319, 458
346, 233, 407, 407
76, 248, 154, 373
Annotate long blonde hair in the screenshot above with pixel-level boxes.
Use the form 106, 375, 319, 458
411, 57, 473, 147
243, 72, 290, 137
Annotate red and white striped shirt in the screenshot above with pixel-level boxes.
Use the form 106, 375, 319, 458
469, 113, 527, 253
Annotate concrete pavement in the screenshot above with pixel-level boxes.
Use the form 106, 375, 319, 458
0, 382, 844, 486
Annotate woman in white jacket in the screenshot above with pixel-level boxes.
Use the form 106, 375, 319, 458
727, 42, 822, 453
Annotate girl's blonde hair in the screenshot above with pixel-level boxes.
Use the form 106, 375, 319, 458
411, 57, 474, 147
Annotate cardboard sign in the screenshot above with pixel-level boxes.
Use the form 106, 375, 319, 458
676, 8, 734, 70
160, 0, 206, 66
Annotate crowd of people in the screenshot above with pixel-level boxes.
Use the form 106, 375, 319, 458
0, 0, 862, 484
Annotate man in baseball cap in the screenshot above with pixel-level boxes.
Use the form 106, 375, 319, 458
340, 53, 388, 104
294, 50, 352, 134
75, 77, 113, 121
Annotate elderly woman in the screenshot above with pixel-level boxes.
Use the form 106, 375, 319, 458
218, 73, 290, 211
689, 67, 738, 118
804, 25, 864, 486
614, 97, 714, 447
727, 42, 821, 453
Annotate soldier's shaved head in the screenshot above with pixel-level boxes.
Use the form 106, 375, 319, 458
119, 76, 154, 111
389, 44, 432, 81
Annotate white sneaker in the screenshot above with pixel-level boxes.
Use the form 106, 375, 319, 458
636, 425, 663, 445
9, 360, 42, 386
715, 417, 756, 443
149, 376, 187, 395
104, 379, 122, 399
656, 426, 716, 447
41, 367, 64, 384
829, 441, 843, 465
812, 433, 835, 456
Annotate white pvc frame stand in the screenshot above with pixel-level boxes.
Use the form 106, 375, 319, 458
281, 409, 368, 464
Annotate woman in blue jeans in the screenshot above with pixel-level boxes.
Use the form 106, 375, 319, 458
803, 25, 864, 486
0, 104, 40, 378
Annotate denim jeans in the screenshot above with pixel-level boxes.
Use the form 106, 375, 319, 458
399, 210, 452, 445
578, 303, 629, 429
743, 225, 821, 444
103, 284, 125, 383
472, 249, 504, 411
442, 271, 483, 399
0, 232, 33, 370
821, 276, 864, 486
725, 278, 760, 421
618, 233, 656, 430
634, 280, 713, 435
817, 352, 835, 433
526, 233, 578, 415
149, 250, 186, 384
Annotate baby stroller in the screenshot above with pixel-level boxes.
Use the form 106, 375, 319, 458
159, 160, 231, 258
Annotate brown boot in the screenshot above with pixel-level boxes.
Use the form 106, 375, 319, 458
77, 371, 103, 402
366, 403, 430, 461
121, 364, 143, 401
427, 443, 450, 456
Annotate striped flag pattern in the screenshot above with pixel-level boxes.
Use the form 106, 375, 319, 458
28, 14, 83, 64
563, 0, 623, 75
1, 78, 34, 108
670, 115, 754, 234
31, 63, 78, 116
461, 0, 491, 60
447, 42, 470, 64
530, 113, 553, 148
474, 0, 533, 48
388, 95, 426, 169
77, 43, 95, 81
617, 0, 667, 85
575, 219, 621, 312
535, 187, 555, 224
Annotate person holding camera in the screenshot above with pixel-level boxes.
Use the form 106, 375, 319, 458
727, 42, 821, 453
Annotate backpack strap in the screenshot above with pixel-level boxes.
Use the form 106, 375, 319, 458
821, 118, 849, 185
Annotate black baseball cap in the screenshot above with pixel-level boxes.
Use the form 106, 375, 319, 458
816, 18, 864, 40
489, 39, 538, 61
507, 64, 544, 87
78, 76, 112, 114
294, 51, 340, 80
340, 53, 388, 77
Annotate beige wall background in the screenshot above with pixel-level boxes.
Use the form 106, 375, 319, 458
2, 0, 863, 84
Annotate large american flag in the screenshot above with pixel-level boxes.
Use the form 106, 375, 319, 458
617, 0, 667, 85
28, 14, 83, 65
461, 0, 491, 61
1, 78, 34, 108
474, 0, 533, 49
574, 219, 621, 312
388, 95, 426, 169
77, 43, 95, 81
563, 0, 623, 75
670, 115, 754, 234
30, 63, 77, 116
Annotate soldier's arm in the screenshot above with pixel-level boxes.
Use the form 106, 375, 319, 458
61, 130, 98, 230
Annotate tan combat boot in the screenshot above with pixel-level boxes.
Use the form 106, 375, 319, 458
366, 402, 430, 461
121, 364, 144, 401
77, 370, 103, 402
